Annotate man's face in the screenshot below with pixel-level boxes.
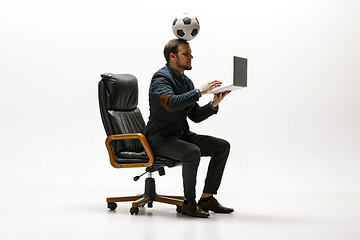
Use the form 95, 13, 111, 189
174, 43, 193, 71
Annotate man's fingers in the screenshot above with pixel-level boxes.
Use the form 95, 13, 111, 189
210, 80, 222, 84
210, 80, 222, 89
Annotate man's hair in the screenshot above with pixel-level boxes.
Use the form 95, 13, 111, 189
163, 38, 189, 62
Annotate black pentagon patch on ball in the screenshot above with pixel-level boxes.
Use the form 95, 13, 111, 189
177, 30, 185, 37
173, 18, 177, 25
191, 29, 198, 36
183, 17, 191, 25
195, 17, 199, 24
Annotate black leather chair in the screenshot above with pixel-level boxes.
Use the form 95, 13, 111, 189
98, 73, 184, 215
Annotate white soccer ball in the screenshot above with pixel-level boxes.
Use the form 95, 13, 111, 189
172, 13, 200, 41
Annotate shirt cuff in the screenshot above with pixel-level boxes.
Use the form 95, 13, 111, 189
195, 89, 202, 98
209, 102, 218, 111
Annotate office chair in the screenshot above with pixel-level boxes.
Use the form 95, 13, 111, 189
98, 73, 184, 215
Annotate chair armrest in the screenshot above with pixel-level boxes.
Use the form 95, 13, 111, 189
105, 133, 155, 168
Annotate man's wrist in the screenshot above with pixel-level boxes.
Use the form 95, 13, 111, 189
210, 101, 218, 110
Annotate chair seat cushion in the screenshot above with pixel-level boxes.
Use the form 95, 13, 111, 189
116, 151, 181, 167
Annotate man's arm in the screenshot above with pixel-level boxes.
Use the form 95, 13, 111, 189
150, 75, 200, 112
188, 91, 230, 123
188, 102, 218, 123
150, 72, 225, 112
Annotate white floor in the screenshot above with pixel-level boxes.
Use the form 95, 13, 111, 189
1, 187, 360, 240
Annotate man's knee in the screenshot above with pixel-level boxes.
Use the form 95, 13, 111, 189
217, 138, 231, 154
183, 145, 201, 163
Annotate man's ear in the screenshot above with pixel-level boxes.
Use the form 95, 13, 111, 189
170, 53, 176, 60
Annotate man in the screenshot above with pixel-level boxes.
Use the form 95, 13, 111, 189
144, 39, 233, 218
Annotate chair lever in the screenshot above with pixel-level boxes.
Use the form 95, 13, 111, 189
134, 172, 147, 181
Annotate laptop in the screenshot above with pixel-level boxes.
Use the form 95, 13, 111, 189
208, 56, 247, 94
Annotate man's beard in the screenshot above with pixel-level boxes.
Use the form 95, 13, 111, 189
176, 60, 192, 71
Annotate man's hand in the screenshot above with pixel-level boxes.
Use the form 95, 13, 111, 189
199, 80, 222, 95
212, 91, 230, 107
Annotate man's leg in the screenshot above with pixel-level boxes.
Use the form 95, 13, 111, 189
186, 134, 230, 195
186, 134, 234, 213
152, 139, 201, 201
152, 139, 209, 217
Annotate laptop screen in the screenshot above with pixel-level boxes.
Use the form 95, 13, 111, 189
234, 56, 247, 87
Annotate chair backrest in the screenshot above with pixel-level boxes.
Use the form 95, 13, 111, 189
98, 73, 145, 155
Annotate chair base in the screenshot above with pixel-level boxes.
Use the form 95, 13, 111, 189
107, 177, 184, 214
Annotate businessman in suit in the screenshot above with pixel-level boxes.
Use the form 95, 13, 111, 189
144, 38, 233, 218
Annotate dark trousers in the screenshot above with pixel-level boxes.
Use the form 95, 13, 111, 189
152, 134, 230, 201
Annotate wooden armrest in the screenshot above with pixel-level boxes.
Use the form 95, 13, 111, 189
105, 133, 154, 168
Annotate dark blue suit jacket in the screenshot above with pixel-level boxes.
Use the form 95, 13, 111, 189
144, 64, 218, 148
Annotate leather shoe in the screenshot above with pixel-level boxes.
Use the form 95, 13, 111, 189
198, 197, 234, 213
182, 200, 210, 218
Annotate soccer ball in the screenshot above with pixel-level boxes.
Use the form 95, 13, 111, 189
172, 13, 200, 41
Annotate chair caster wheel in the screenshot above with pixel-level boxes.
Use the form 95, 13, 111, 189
108, 202, 117, 210
176, 206, 182, 213
130, 207, 139, 215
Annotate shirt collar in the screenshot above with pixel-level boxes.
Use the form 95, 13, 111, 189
166, 63, 184, 80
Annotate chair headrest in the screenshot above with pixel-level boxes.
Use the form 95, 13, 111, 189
100, 73, 138, 111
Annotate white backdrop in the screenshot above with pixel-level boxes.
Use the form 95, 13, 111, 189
1, 0, 359, 195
